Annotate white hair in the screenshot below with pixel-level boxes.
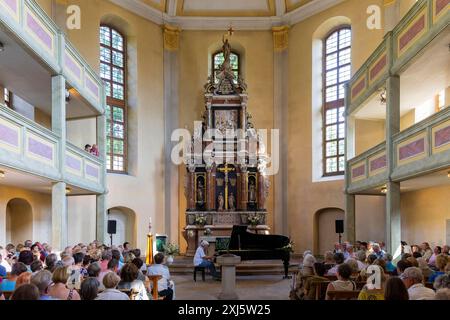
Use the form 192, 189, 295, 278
401, 267, 423, 283
200, 240, 209, 247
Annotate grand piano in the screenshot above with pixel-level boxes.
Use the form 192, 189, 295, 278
216, 225, 292, 279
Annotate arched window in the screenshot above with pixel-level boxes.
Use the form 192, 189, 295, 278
100, 25, 127, 173
212, 51, 240, 84
323, 27, 351, 176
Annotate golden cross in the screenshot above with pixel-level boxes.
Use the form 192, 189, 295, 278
218, 164, 235, 210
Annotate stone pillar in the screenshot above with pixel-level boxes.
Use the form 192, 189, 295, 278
344, 194, 356, 243
51, 75, 67, 251
96, 112, 107, 243
217, 254, 241, 300
385, 75, 401, 256
52, 182, 67, 251
272, 25, 289, 235
163, 24, 181, 241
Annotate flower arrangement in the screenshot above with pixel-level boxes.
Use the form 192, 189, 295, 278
247, 215, 260, 226
194, 215, 207, 226
163, 243, 180, 256
281, 241, 295, 253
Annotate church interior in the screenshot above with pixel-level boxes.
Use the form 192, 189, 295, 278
0, 0, 449, 301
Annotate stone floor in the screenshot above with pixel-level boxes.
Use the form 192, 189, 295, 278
172, 274, 292, 300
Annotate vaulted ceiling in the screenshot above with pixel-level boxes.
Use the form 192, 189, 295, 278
108, 0, 345, 30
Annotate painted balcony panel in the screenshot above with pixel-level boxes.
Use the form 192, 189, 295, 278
65, 142, 105, 194
0, 104, 60, 179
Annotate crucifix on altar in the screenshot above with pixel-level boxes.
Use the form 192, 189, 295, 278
217, 163, 236, 211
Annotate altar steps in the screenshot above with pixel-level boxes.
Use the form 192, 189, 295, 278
168, 257, 300, 276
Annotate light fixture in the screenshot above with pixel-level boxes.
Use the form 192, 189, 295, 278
381, 185, 387, 194
0, 170, 5, 178
65, 187, 72, 194
378, 87, 387, 105
65, 89, 71, 102
0, 42, 4, 52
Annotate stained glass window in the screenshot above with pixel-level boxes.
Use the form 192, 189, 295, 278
323, 27, 351, 176
212, 51, 240, 84
100, 25, 127, 173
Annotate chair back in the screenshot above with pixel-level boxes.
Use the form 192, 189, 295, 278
314, 281, 330, 300
327, 290, 360, 300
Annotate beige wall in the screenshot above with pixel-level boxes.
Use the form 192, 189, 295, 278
63, 0, 165, 251
401, 185, 450, 247
400, 109, 415, 131
355, 119, 385, 155
0, 185, 52, 245
288, 0, 385, 252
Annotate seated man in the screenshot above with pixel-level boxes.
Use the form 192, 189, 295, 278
147, 253, 174, 300
193, 240, 220, 280
401, 267, 436, 300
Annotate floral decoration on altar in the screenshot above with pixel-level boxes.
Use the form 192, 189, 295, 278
194, 214, 207, 226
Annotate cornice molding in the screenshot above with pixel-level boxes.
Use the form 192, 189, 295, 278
108, 0, 344, 30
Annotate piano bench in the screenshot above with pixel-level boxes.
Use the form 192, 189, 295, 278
193, 266, 206, 282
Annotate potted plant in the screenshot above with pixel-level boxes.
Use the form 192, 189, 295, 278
247, 215, 260, 227
194, 214, 207, 227
163, 243, 179, 265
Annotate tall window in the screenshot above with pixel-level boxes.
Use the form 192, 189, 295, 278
4, 88, 12, 108
212, 51, 240, 84
100, 25, 127, 173
323, 27, 351, 176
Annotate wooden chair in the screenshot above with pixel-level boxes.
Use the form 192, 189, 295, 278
326, 290, 361, 300
193, 266, 206, 282
315, 281, 330, 300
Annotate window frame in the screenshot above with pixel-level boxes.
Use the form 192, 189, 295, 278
211, 50, 240, 84
322, 25, 351, 177
100, 24, 128, 174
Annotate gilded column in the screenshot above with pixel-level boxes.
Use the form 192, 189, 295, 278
240, 166, 248, 211
187, 166, 196, 211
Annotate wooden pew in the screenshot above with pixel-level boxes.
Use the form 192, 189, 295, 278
326, 290, 361, 300
147, 275, 162, 300
314, 281, 330, 300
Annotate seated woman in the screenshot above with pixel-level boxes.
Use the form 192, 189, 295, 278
428, 254, 448, 283
384, 276, 409, 300
10, 283, 40, 301
79, 277, 100, 300
96, 272, 130, 300
303, 263, 329, 300
48, 266, 81, 300
323, 251, 335, 272
325, 263, 356, 300
118, 263, 150, 300
358, 265, 386, 300
0, 262, 28, 292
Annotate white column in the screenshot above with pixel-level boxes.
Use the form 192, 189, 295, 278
51, 75, 68, 251
52, 182, 67, 250
385, 75, 401, 256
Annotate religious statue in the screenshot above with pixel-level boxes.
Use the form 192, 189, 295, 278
217, 192, 224, 212
248, 181, 256, 202
228, 192, 236, 211
222, 36, 231, 71
197, 180, 204, 204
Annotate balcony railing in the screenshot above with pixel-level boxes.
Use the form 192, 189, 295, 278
0, 0, 105, 113
0, 104, 105, 193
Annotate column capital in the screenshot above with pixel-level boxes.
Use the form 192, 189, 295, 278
272, 25, 289, 52
163, 24, 181, 51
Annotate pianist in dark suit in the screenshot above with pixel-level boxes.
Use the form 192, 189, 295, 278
193, 241, 220, 280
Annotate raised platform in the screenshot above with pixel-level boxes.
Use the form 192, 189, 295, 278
168, 255, 300, 276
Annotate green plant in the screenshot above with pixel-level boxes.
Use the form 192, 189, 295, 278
194, 215, 207, 226
163, 243, 180, 256
247, 215, 260, 226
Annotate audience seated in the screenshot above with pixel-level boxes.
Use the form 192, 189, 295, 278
31, 270, 54, 300
303, 262, 328, 300
325, 264, 356, 300
417, 257, 434, 279
96, 272, 130, 300
0, 262, 27, 291
428, 254, 448, 283
384, 276, 409, 300
401, 267, 435, 300
147, 253, 174, 300
118, 263, 150, 300
326, 253, 345, 276
15, 272, 32, 287
323, 251, 335, 271
357, 265, 385, 300
10, 283, 40, 300
80, 277, 100, 300
48, 266, 81, 300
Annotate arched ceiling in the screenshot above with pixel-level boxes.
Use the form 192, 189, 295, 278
108, 0, 345, 30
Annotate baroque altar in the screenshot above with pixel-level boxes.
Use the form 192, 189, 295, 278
182, 35, 271, 256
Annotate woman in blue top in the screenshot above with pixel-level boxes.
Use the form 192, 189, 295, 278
428, 254, 448, 283
0, 262, 28, 292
